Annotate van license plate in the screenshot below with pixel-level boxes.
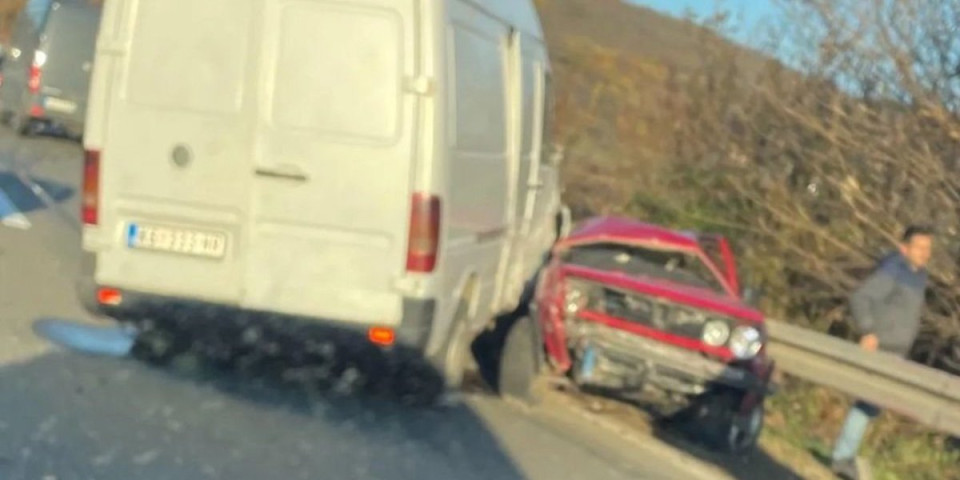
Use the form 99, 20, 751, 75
43, 97, 78, 114
126, 223, 227, 258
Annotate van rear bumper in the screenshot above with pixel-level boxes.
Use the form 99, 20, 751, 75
76, 255, 435, 353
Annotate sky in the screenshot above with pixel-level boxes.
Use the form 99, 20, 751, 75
628, 0, 782, 50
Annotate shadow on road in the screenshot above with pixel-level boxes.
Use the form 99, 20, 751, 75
472, 309, 809, 480
0, 171, 75, 214
649, 426, 808, 480
0, 345, 529, 480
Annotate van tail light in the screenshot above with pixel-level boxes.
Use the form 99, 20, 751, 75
28, 64, 42, 94
97, 287, 122, 306
368, 327, 396, 347
405, 193, 441, 273
82, 150, 100, 225
28, 50, 47, 94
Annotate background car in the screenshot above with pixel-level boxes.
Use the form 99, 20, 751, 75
0, 0, 101, 139
499, 217, 775, 454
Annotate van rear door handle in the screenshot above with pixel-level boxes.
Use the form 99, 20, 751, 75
255, 165, 308, 182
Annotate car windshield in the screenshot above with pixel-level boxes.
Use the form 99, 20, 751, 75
562, 242, 728, 295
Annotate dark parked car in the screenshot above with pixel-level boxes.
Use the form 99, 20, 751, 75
0, 0, 102, 138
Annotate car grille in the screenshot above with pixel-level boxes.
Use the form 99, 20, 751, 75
600, 287, 714, 340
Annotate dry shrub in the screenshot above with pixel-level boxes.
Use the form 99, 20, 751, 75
650, 0, 960, 372
551, 36, 673, 218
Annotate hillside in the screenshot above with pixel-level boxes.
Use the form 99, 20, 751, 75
537, 0, 769, 73
533, 0, 779, 218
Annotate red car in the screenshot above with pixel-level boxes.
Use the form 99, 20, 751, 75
499, 217, 775, 453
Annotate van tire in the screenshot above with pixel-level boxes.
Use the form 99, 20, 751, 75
431, 297, 474, 393
498, 315, 545, 407
9, 113, 39, 137
130, 327, 191, 367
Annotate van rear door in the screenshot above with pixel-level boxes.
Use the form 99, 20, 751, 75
242, 0, 418, 324
92, 0, 261, 303
94, 0, 418, 324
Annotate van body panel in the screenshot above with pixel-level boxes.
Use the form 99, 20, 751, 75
82, 0, 561, 357
95, 0, 258, 304
90, 0, 418, 325
440, 0, 512, 334
243, 0, 418, 322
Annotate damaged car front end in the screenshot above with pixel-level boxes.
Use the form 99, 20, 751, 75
557, 275, 773, 409
499, 217, 775, 454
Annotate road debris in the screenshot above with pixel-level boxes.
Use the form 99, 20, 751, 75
32, 317, 137, 358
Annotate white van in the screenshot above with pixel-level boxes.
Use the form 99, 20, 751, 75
78, 0, 568, 392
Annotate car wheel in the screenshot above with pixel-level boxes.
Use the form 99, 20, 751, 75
498, 315, 546, 407
725, 402, 765, 454
23, 118, 46, 137
696, 391, 765, 455
8, 112, 24, 135
10, 113, 42, 137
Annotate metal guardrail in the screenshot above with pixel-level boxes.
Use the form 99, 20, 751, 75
765, 320, 960, 437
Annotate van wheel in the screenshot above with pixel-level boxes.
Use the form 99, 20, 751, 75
498, 315, 546, 407
431, 297, 475, 394
130, 327, 191, 367
9, 114, 39, 137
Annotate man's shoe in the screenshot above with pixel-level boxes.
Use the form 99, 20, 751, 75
831, 458, 860, 480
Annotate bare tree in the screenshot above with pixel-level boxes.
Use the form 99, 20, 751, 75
654, 0, 960, 371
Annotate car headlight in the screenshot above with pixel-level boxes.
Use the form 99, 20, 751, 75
701, 319, 731, 347
729, 325, 764, 359
564, 281, 590, 315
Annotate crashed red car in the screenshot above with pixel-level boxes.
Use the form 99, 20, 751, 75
499, 217, 775, 453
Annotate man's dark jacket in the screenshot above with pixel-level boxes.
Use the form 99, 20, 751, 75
849, 252, 928, 357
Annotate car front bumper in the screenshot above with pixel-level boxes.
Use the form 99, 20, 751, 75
569, 321, 772, 396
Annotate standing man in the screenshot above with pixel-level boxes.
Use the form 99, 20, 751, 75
831, 225, 933, 480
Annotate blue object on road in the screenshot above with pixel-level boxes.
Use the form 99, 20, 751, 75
0, 186, 30, 229
32, 317, 137, 358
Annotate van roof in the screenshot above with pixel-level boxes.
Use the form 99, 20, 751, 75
465, 0, 544, 39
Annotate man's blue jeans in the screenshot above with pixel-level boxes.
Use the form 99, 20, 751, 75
832, 401, 882, 462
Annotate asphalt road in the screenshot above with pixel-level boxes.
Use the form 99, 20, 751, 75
0, 129, 726, 480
